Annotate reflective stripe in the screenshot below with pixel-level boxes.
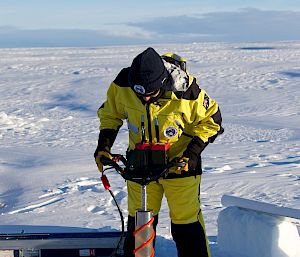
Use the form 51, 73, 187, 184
127, 121, 139, 134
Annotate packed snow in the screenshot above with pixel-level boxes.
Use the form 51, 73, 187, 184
0, 42, 300, 257
218, 195, 300, 257
218, 207, 300, 257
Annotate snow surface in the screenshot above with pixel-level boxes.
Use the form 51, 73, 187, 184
0, 42, 300, 257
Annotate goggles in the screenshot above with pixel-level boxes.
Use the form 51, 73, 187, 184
135, 89, 160, 97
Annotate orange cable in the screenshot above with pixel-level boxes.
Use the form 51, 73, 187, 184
133, 216, 155, 256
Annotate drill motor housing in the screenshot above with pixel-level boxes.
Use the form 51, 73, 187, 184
126, 143, 170, 172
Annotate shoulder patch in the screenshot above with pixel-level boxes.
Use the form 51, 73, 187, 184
113, 67, 131, 88
203, 94, 210, 110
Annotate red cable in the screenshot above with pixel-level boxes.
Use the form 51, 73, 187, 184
133, 216, 155, 257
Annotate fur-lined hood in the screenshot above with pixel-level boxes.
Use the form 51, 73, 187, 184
163, 60, 189, 92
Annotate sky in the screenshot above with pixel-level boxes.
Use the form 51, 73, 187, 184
1, 0, 300, 47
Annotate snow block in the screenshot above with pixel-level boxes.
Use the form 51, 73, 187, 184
218, 207, 300, 257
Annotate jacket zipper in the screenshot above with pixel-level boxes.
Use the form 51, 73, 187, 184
146, 104, 153, 143
145, 104, 153, 166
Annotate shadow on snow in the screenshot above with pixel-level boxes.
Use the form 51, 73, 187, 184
239, 47, 275, 50
44, 93, 94, 114
280, 71, 300, 78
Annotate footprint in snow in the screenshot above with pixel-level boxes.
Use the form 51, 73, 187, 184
87, 205, 105, 214
8, 197, 63, 214
110, 191, 127, 206
39, 177, 102, 199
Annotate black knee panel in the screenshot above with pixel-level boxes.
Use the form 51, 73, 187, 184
171, 221, 209, 257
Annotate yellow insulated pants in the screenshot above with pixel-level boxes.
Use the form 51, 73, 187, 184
125, 175, 211, 257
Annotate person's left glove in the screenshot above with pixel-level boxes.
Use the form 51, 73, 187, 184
169, 146, 203, 174
170, 156, 190, 174
175, 156, 189, 173
94, 147, 113, 173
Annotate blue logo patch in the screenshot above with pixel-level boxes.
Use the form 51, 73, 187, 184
164, 126, 178, 138
133, 85, 145, 94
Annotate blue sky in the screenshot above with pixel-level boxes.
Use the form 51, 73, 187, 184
1, 0, 300, 47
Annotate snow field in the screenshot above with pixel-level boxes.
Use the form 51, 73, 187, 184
0, 42, 299, 257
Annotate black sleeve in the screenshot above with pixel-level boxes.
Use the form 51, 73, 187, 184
94, 129, 119, 157
183, 136, 208, 158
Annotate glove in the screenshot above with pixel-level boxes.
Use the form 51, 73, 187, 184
94, 147, 113, 173
170, 156, 189, 174
175, 156, 189, 173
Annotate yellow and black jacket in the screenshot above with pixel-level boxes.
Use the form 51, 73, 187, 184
97, 55, 223, 177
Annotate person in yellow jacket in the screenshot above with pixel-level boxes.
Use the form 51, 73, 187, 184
94, 47, 223, 257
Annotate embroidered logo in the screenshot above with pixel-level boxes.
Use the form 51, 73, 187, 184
133, 84, 145, 95
164, 126, 178, 138
203, 94, 210, 110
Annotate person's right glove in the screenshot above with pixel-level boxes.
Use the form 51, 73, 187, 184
94, 147, 113, 173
